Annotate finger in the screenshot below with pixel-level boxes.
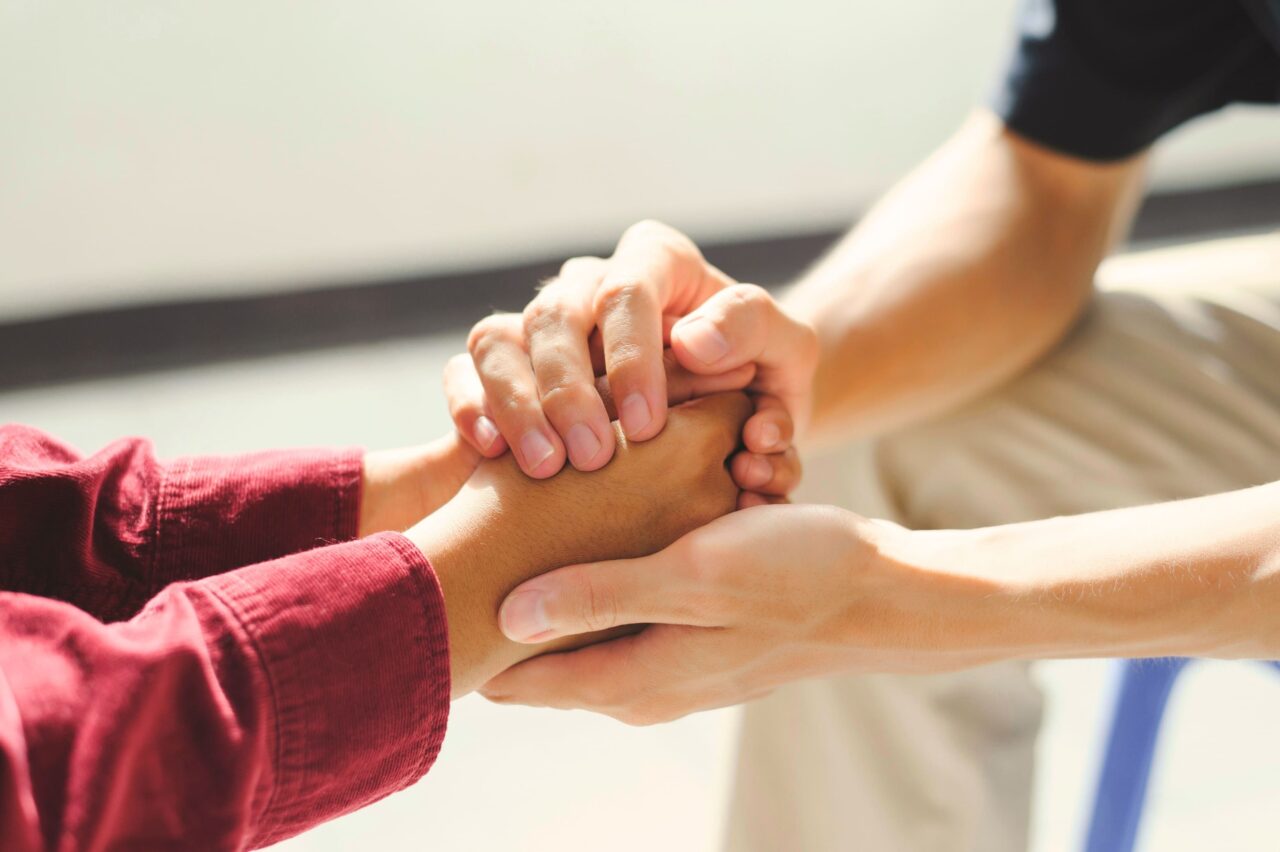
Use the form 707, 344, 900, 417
442, 353, 508, 457
525, 258, 615, 471
730, 447, 801, 496
737, 491, 790, 510
467, 313, 566, 478
592, 356, 756, 419
498, 551, 717, 643
587, 327, 606, 375
669, 283, 817, 433
595, 221, 731, 442
479, 632, 654, 712
483, 628, 723, 725
742, 394, 793, 454
663, 350, 757, 405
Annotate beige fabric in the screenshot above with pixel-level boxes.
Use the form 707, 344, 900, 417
725, 233, 1280, 852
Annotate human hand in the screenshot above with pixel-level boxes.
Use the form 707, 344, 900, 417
443, 220, 818, 481
405, 392, 756, 697
481, 505, 1011, 724
358, 432, 482, 537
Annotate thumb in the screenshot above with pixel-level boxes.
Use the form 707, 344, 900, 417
669, 284, 817, 430
498, 549, 710, 643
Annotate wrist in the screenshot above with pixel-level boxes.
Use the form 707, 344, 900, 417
405, 484, 634, 698
862, 521, 1033, 667
359, 434, 480, 537
359, 447, 432, 537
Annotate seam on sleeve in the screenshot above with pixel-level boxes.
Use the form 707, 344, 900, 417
381, 534, 451, 782
201, 578, 287, 838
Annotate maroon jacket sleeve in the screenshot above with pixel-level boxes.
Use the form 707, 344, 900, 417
0, 426, 452, 849
0, 423, 365, 622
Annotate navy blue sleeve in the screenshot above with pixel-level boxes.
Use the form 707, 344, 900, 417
990, 0, 1280, 161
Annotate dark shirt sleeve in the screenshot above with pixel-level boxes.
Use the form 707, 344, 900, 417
991, 0, 1280, 160
0, 426, 451, 848
0, 423, 365, 622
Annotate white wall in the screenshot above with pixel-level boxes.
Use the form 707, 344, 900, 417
3, 0, 1279, 320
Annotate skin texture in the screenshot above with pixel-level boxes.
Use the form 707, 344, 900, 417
787, 111, 1146, 444
443, 224, 816, 493
480, 111, 1280, 723
405, 391, 752, 697
359, 357, 798, 537
484, 485, 1280, 724
359, 434, 482, 538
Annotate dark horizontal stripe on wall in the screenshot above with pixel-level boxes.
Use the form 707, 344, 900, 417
1, 178, 1278, 393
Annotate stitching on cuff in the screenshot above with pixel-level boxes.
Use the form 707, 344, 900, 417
203, 577, 288, 838
381, 534, 451, 781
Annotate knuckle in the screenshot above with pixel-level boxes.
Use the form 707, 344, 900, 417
623, 218, 673, 242
795, 321, 820, 364
467, 313, 517, 355
594, 277, 649, 315
576, 574, 619, 633
490, 390, 536, 418
623, 219, 699, 259
604, 340, 647, 374
726, 282, 771, 310
538, 382, 595, 422
559, 255, 603, 279
523, 297, 573, 338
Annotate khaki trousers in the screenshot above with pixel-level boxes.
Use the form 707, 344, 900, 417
725, 234, 1280, 852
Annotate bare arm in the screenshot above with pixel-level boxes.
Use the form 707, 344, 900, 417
788, 111, 1147, 444
909, 481, 1280, 662
481, 481, 1280, 723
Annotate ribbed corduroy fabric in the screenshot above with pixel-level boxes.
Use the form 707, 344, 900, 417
0, 424, 451, 850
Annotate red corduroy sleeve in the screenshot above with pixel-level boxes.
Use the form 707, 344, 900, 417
0, 534, 450, 850
0, 426, 452, 849
0, 423, 364, 621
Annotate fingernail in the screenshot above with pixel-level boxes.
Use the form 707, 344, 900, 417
744, 454, 771, 486
500, 589, 554, 642
620, 393, 652, 438
676, 317, 730, 365
519, 430, 556, 472
474, 416, 500, 451
566, 423, 602, 467
759, 422, 781, 449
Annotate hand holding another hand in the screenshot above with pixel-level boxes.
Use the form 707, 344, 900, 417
483, 506, 1012, 724
442, 220, 818, 504
406, 392, 758, 697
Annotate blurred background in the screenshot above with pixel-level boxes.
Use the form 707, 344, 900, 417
3, 1, 1279, 850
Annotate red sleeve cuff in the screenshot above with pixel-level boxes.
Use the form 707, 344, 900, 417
197, 532, 450, 847
151, 447, 364, 591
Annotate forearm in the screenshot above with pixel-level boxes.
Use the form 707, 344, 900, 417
785, 112, 1144, 444
898, 482, 1280, 662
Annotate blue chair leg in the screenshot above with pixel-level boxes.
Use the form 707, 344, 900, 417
1084, 657, 1191, 852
